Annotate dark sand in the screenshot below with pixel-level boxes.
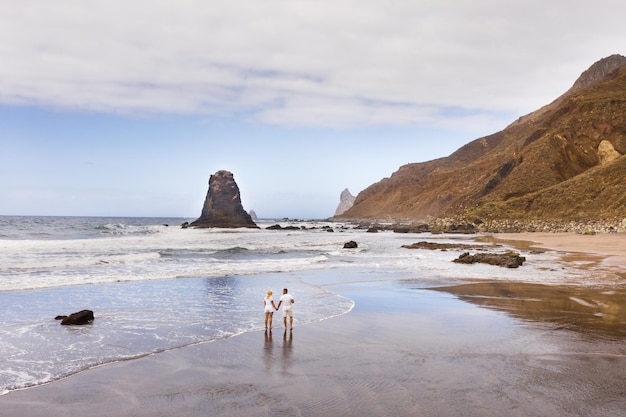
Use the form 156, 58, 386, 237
2, 269, 626, 417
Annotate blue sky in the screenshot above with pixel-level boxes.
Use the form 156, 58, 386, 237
1, 1, 625, 219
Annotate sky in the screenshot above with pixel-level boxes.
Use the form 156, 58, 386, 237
1, 0, 625, 219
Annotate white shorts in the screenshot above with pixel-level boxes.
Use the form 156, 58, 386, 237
282, 306, 293, 318
264, 307, 274, 314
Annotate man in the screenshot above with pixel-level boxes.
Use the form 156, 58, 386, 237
276, 288, 295, 330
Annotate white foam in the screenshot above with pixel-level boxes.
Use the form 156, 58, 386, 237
1, 217, 618, 394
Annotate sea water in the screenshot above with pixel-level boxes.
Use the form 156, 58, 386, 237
0, 216, 593, 394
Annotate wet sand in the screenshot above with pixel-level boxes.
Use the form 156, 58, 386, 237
3, 232, 626, 416
2, 268, 626, 416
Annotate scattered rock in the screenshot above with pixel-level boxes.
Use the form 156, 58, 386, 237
266, 224, 300, 230
401, 241, 482, 251
390, 224, 430, 233
388, 223, 476, 234
343, 240, 358, 249
56, 310, 94, 325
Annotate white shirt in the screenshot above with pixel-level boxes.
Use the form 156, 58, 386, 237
279, 293, 294, 309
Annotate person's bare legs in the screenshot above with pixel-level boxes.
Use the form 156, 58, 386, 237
289, 315, 293, 330
268, 312, 273, 330
264, 312, 270, 330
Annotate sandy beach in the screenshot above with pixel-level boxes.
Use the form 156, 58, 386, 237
2, 233, 625, 416
494, 232, 626, 267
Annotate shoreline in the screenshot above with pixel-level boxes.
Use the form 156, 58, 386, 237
492, 232, 626, 280
2, 233, 626, 416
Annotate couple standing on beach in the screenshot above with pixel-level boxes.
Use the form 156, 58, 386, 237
264, 288, 294, 331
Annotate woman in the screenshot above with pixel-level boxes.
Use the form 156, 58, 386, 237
263, 290, 278, 331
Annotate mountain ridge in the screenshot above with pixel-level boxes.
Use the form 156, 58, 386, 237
336, 55, 626, 227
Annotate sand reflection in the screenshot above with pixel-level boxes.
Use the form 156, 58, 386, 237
431, 282, 626, 340
282, 330, 293, 374
263, 330, 274, 372
263, 329, 293, 374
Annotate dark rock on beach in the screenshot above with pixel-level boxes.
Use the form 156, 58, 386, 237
380, 222, 476, 235
453, 251, 526, 268
56, 310, 95, 325
343, 240, 358, 249
266, 224, 300, 230
401, 241, 483, 251
190, 170, 258, 229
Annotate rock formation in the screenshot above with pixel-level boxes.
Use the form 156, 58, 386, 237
249, 210, 258, 221
55, 309, 94, 325
334, 188, 356, 216
190, 170, 258, 228
453, 252, 526, 268
597, 140, 621, 165
336, 54, 626, 224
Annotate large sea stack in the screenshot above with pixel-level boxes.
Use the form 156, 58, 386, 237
190, 170, 259, 228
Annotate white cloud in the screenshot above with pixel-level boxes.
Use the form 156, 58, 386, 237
1, 0, 625, 128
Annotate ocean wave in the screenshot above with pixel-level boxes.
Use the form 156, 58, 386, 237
95, 223, 165, 237
217, 246, 250, 255
0, 272, 355, 394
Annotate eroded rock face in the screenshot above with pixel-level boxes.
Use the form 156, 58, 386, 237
598, 140, 621, 165
190, 170, 258, 229
334, 188, 356, 216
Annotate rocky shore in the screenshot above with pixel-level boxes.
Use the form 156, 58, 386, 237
348, 218, 626, 235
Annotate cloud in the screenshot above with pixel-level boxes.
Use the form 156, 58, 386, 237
1, 0, 624, 129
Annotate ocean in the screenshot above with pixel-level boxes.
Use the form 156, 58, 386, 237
0, 215, 591, 395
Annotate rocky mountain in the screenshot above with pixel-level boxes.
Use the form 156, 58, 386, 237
249, 210, 258, 221
334, 188, 356, 216
190, 170, 258, 228
336, 55, 626, 225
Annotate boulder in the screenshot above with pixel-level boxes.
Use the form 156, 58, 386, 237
343, 240, 358, 249
453, 252, 526, 268
597, 140, 621, 165
402, 241, 481, 251
56, 309, 94, 325
266, 224, 300, 230
190, 170, 259, 229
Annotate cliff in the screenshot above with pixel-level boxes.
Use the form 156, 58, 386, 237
336, 55, 626, 224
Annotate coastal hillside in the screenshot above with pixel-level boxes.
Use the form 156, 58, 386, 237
336, 54, 626, 224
